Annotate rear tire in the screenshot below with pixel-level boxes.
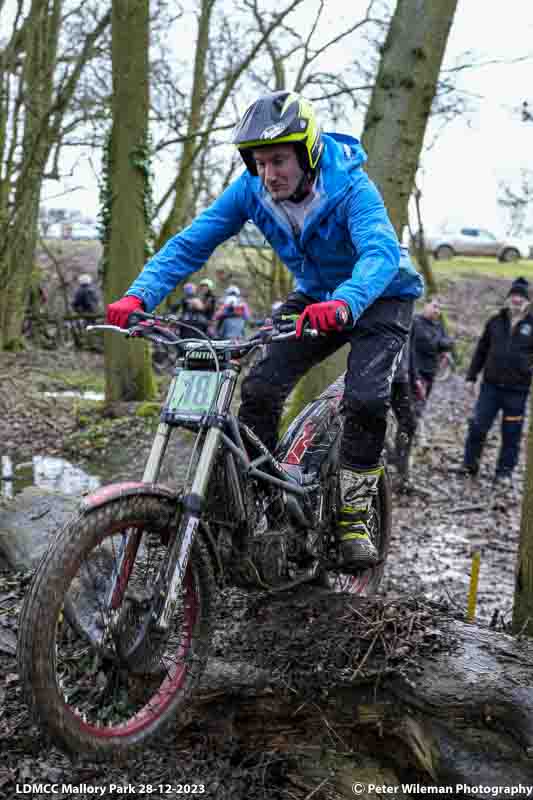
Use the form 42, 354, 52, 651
18, 493, 214, 761
499, 248, 520, 263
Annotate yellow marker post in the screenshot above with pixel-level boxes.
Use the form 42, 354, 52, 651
467, 549, 481, 622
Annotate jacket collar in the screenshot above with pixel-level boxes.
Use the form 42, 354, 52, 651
250, 133, 367, 243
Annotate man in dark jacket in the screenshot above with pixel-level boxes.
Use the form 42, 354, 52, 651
107, 91, 424, 569
411, 296, 454, 404
462, 277, 533, 483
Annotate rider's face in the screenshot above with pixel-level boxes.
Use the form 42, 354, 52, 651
252, 144, 304, 201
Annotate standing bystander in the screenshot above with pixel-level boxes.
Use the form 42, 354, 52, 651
461, 277, 533, 487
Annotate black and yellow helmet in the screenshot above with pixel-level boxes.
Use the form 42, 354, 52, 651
233, 91, 323, 176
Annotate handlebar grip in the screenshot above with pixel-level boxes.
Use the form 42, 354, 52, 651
127, 310, 153, 327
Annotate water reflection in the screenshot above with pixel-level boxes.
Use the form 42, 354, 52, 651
44, 390, 105, 402
1, 454, 100, 497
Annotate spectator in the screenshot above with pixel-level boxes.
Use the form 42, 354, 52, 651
72, 274, 99, 315
197, 278, 217, 327
215, 287, 251, 338
461, 277, 533, 486
411, 296, 454, 420
170, 281, 196, 314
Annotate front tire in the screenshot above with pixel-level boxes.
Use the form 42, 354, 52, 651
18, 493, 214, 760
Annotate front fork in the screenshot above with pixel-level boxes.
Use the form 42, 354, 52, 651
106, 373, 233, 634
104, 422, 172, 613
156, 424, 221, 630
104, 424, 221, 634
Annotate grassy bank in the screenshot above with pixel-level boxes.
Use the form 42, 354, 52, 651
428, 255, 533, 281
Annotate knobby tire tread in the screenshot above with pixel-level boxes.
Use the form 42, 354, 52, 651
18, 494, 215, 762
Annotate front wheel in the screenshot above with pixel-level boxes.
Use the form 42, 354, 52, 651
18, 493, 214, 760
321, 470, 392, 596
434, 245, 454, 260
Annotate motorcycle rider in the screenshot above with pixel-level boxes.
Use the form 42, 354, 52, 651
107, 91, 424, 569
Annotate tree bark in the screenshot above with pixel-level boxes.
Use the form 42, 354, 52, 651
105, 0, 155, 402
0, 0, 61, 349
0, 2, 110, 350
513, 406, 533, 635
362, 0, 459, 238
180, 590, 533, 788
412, 184, 438, 295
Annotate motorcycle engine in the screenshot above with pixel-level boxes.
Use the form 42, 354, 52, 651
219, 520, 299, 588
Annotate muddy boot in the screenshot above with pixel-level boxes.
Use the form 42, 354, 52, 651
337, 466, 381, 569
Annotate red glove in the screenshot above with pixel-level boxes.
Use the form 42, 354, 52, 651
296, 300, 351, 338
106, 296, 144, 328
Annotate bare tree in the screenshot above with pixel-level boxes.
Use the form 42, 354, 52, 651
362, 0, 459, 238
0, 0, 110, 349
104, 0, 155, 403
154, 0, 309, 253
498, 171, 533, 237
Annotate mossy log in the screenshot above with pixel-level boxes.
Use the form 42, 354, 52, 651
177, 589, 533, 793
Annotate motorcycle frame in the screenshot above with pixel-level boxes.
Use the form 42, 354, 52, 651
116, 360, 327, 630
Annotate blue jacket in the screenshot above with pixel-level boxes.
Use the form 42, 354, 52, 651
127, 133, 424, 322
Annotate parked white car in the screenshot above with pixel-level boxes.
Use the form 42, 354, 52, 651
69, 223, 100, 240
422, 227, 530, 263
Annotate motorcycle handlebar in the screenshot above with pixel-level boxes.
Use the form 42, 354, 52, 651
88, 311, 320, 352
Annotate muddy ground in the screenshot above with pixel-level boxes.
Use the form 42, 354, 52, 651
0, 275, 528, 796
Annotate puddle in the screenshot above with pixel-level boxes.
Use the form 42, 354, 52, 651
43, 390, 105, 402
1, 454, 101, 499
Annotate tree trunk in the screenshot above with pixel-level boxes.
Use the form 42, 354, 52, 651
362, 0, 459, 238
0, 0, 61, 349
105, 0, 155, 402
0, 2, 110, 350
270, 251, 293, 305
181, 590, 533, 788
412, 184, 438, 295
513, 403, 533, 635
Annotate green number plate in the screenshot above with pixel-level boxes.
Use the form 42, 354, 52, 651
167, 370, 219, 417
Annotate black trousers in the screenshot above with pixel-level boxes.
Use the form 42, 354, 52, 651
391, 380, 417, 476
239, 292, 413, 470
464, 381, 528, 477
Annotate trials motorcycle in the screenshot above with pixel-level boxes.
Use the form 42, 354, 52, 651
18, 312, 391, 760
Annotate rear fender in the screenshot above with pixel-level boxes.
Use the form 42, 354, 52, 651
276, 375, 345, 476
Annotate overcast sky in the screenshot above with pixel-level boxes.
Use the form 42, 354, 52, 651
27, 0, 533, 237
417, 1, 533, 236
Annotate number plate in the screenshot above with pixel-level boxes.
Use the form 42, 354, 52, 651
166, 370, 219, 418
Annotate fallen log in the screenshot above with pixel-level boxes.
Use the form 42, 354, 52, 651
177, 588, 533, 794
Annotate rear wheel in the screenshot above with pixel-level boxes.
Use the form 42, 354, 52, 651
18, 493, 214, 760
321, 471, 392, 595
500, 247, 520, 263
